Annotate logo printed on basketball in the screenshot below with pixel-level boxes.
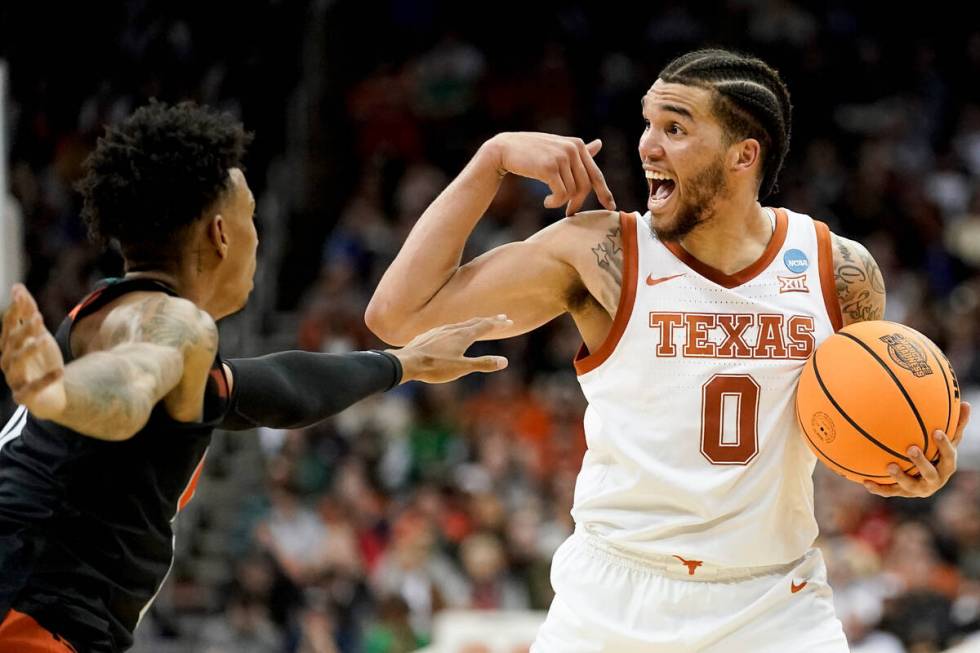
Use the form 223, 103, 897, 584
777, 274, 809, 293
811, 412, 835, 443
783, 249, 809, 273
879, 334, 933, 378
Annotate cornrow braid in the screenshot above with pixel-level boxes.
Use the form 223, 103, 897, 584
659, 49, 792, 199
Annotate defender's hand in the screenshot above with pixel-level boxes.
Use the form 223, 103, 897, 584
1, 284, 68, 420
864, 402, 971, 498
485, 132, 617, 216
389, 315, 512, 384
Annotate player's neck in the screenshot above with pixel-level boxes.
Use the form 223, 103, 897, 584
123, 264, 216, 317
676, 197, 773, 275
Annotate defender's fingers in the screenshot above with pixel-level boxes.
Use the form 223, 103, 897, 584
461, 315, 514, 340
461, 355, 509, 373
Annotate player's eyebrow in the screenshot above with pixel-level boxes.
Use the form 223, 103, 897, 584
641, 97, 695, 121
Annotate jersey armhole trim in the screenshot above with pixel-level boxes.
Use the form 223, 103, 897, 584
814, 220, 843, 332
574, 211, 638, 375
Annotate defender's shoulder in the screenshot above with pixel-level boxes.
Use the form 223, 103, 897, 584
106, 293, 218, 356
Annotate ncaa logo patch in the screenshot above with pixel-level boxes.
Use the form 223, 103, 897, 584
783, 249, 809, 273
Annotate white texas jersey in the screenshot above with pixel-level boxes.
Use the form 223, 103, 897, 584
572, 207, 843, 568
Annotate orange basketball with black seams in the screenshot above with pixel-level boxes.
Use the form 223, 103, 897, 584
795, 320, 961, 484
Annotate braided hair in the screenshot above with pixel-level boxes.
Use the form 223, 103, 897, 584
659, 49, 792, 199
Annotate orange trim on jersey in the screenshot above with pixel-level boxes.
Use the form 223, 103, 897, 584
574, 211, 638, 375
0, 609, 78, 652
177, 452, 207, 512
209, 366, 230, 401
66, 287, 109, 322
813, 220, 843, 332
662, 208, 788, 289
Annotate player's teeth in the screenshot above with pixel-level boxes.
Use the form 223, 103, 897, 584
645, 171, 673, 181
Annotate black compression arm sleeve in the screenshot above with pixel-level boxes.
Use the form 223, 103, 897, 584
220, 350, 402, 431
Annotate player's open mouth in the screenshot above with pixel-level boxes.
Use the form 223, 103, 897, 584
647, 170, 676, 211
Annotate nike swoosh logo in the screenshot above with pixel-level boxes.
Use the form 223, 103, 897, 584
790, 580, 808, 594
646, 273, 686, 287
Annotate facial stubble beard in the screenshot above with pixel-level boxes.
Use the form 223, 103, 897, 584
651, 155, 728, 243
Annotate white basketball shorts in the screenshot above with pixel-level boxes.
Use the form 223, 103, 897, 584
531, 530, 849, 652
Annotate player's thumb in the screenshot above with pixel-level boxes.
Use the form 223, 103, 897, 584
586, 139, 603, 156
466, 355, 509, 373
543, 193, 563, 209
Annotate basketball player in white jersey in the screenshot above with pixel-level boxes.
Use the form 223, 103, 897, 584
366, 49, 971, 652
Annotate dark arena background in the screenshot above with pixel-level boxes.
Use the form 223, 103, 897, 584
1, 1, 980, 652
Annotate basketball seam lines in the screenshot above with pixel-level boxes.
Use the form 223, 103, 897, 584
838, 332, 929, 454
812, 350, 913, 464
909, 331, 951, 446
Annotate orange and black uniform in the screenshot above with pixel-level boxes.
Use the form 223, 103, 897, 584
0, 278, 229, 652
0, 277, 403, 652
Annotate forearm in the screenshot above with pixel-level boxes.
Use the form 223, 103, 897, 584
54, 344, 183, 441
220, 350, 402, 431
366, 141, 504, 338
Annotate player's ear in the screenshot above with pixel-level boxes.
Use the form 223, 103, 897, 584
206, 214, 229, 259
730, 138, 760, 174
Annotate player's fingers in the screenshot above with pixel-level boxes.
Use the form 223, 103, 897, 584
863, 481, 903, 497
15, 284, 41, 315
932, 431, 958, 479
1, 286, 26, 338
585, 138, 603, 156
907, 445, 940, 484
555, 161, 576, 210
12, 369, 64, 406
952, 402, 971, 445
461, 315, 513, 341
461, 355, 509, 373
566, 156, 592, 216
4, 315, 42, 353
543, 168, 570, 209
887, 463, 924, 495
585, 158, 617, 211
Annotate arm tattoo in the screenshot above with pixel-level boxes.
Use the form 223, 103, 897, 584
135, 297, 218, 352
591, 226, 623, 285
586, 225, 624, 316
832, 234, 886, 324
59, 344, 183, 440
57, 297, 215, 440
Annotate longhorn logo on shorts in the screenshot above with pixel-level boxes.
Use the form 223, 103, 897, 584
673, 554, 703, 575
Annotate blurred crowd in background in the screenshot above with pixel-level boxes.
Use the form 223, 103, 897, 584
2, 1, 980, 652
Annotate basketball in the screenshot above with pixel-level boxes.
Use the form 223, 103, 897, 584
796, 320, 961, 484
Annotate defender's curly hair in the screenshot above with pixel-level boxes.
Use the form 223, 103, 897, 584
76, 100, 253, 261
659, 49, 792, 199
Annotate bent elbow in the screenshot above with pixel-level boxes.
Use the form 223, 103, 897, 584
364, 299, 410, 346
